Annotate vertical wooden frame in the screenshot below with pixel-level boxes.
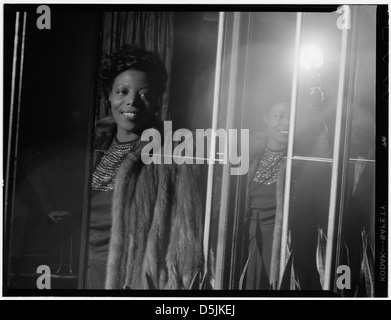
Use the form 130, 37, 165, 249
278, 12, 303, 284
324, 6, 354, 291
208, 11, 252, 290
4, 10, 27, 290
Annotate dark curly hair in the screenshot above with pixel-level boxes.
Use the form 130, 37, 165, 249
100, 45, 168, 97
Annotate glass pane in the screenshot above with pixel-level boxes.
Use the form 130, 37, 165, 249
337, 6, 376, 297
237, 11, 339, 291
339, 162, 375, 296
287, 160, 332, 290
235, 12, 298, 290
231, 9, 350, 292
294, 11, 343, 159
243, 12, 296, 134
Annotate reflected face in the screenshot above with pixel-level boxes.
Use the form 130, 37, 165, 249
109, 69, 158, 142
264, 102, 290, 150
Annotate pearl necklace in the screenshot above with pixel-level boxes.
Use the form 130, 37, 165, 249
252, 147, 285, 185
92, 138, 138, 191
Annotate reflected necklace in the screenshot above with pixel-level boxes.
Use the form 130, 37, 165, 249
92, 137, 138, 191
252, 147, 286, 185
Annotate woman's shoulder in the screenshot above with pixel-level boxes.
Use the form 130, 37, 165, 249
95, 115, 117, 133
94, 116, 117, 149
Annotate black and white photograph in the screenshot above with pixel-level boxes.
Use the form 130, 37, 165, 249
2, 2, 389, 300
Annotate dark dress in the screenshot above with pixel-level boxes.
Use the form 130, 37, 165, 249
86, 136, 137, 289
86, 190, 113, 289
244, 180, 277, 289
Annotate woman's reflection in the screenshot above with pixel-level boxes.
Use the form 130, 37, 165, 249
241, 99, 331, 290
241, 101, 290, 290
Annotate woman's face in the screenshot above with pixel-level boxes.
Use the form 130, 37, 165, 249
264, 102, 290, 150
109, 69, 158, 142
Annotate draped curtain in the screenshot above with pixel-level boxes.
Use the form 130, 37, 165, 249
97, 12, 174, 121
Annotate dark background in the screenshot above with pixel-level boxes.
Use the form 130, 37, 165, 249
4, 8, 100, 289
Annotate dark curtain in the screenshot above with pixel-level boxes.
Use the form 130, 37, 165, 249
97, 12, 174, 121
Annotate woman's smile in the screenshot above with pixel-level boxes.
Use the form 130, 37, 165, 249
121, 110, 141, 120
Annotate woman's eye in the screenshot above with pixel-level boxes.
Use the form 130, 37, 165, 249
140, 92, 151, 99
116, 88, 128, 95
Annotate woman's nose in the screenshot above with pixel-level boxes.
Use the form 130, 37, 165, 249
125, 92, 137, 106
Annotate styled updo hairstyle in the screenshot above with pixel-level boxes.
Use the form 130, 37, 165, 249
100, 45, 168, 106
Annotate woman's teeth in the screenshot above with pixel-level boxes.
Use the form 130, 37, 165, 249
122, 112, 139, 120
280, 130, 289, 134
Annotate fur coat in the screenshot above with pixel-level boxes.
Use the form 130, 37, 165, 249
93, 116, 204, 290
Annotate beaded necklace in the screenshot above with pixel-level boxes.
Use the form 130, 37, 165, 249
252, 147, 286, 185
92, 137, 138, 191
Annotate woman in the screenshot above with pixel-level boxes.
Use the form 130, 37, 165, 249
87, 45, 204, 290
242, 101, 290, 290
241, 100, 330, 290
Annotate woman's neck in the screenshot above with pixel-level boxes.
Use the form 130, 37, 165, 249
266, 139, 287, 152
116, 131, 140, 143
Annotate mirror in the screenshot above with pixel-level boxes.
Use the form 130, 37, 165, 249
207, 7, 379, 296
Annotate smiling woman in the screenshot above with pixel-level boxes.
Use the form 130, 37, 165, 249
87, 45, 204, 289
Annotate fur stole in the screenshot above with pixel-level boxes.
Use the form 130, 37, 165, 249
93, 116, 204, 289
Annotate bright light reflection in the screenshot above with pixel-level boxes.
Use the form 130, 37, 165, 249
300, 44, 324, 70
